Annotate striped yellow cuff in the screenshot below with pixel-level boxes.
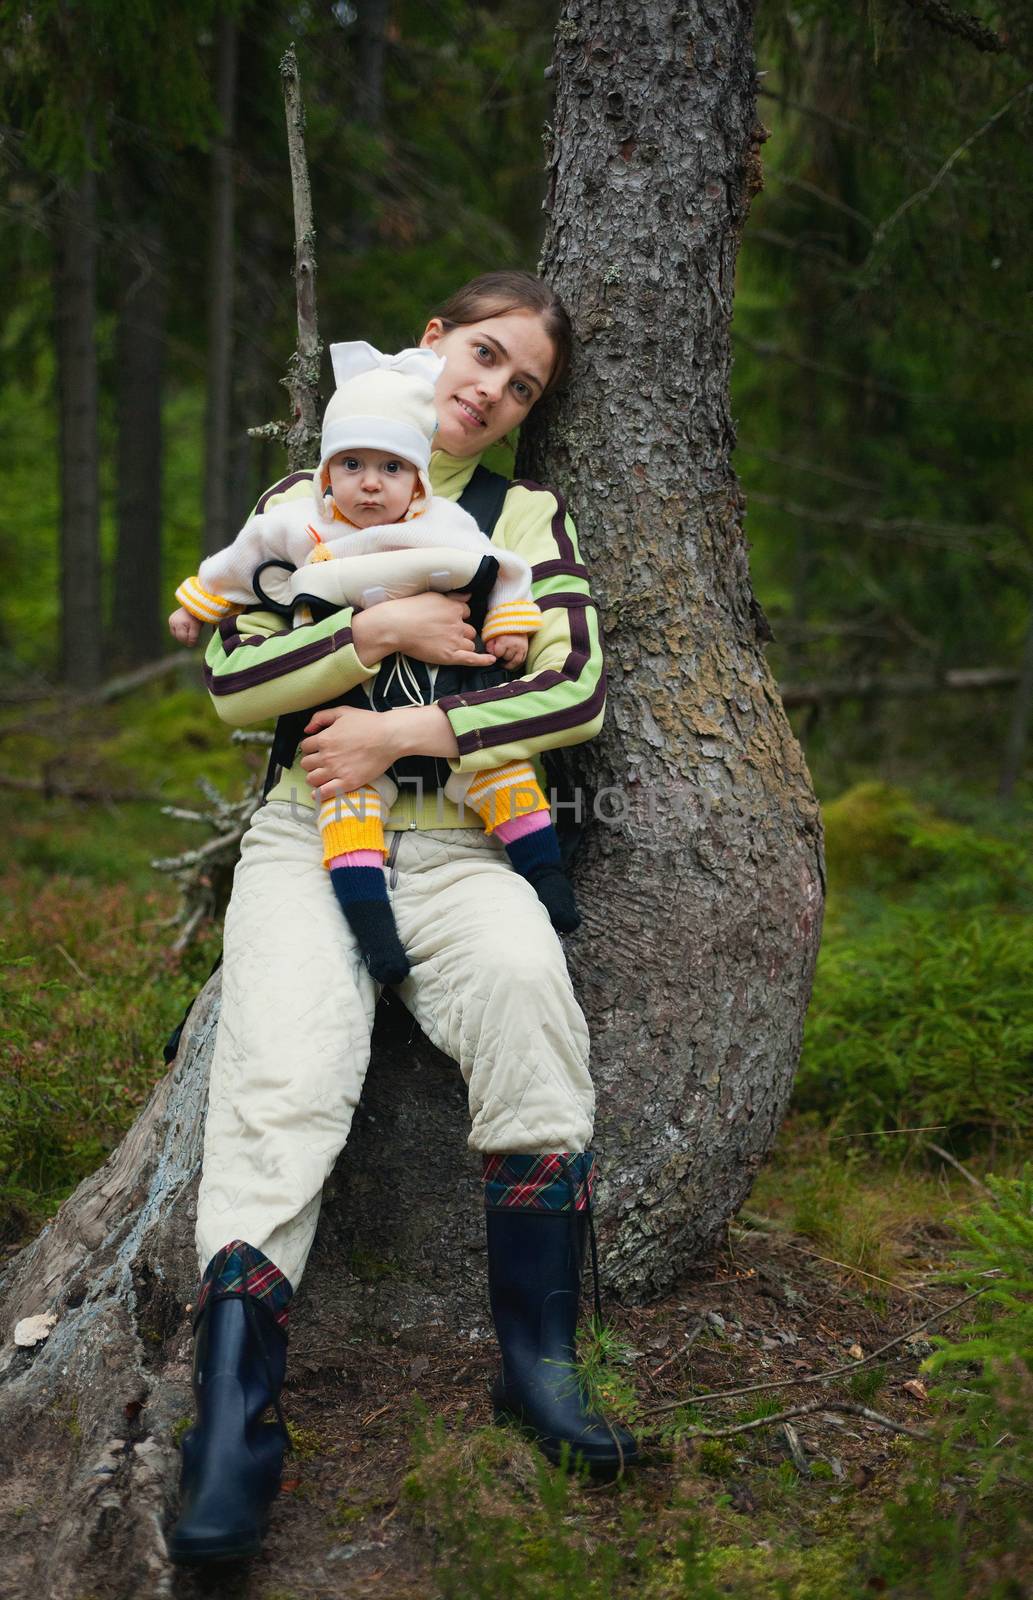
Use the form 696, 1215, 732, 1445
176, 575, 238, 624
465, 762, 548, 833
482, 601, 543, 642
318, 787, 387, 862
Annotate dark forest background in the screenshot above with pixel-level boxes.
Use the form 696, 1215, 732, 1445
1, 0, 1030, 803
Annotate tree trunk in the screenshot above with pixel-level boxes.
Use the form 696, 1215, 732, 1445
517, 0, 824, 1295
202, 14, 237, 556
349, 0, 389, 252
113, 213, 165, 667
0, 4, 824, 1588
54, 168, 103, 686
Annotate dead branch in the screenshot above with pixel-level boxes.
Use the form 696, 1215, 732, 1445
645, 1397, 935, 1445
248, 43, 322, 469
902, 0, 1007, 53
781, 667, 1020, 710
0, 771, 161, 803
641, 1286, 992, 1417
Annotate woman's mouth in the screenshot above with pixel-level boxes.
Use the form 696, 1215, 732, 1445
454, 396, 486, 428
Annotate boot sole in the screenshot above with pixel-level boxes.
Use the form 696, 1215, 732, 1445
491, 1402, 637, 1478
168, 1535, 262, 1566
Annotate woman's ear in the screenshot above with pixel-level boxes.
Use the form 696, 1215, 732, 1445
420, 317, 445, 350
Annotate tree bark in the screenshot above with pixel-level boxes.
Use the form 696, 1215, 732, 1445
0, 5, 825, 1588
113, 213, 165, 667
54, 168, 103, 687
202, 13, 237, 556
517, 0, 824, 1295
281, 44, 323, 471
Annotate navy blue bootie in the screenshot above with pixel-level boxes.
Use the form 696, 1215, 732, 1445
485, 1177, 638, 1476
330, 864, 411, 983
168, 1290, 290, 1565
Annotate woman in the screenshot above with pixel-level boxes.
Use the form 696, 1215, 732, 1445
170, 272, 636, 1568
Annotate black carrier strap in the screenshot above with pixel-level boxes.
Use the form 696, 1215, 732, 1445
262, 465, 512, 798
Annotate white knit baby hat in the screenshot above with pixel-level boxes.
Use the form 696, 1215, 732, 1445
315, 342, 445, 520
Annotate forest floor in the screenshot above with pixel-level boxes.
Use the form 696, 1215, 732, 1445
1, 682, 1029, 1597
164, 1180, 983, 1600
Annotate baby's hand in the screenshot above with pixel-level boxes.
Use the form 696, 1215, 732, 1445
486, 632, 528, 669
169, 607, 202, 646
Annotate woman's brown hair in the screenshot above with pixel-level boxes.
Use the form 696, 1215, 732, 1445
428, 271, 573, 396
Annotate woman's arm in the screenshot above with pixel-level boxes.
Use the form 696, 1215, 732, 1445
202, 607, 379, 727
435, 481, 605, 769
204, 590, 493, 727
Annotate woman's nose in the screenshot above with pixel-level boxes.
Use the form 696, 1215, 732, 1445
475, 372, 503, 403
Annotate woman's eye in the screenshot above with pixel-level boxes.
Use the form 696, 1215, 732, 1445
512, 381, 531, 401
475, 344, 492, 361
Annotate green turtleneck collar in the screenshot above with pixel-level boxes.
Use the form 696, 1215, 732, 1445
429, 449, 483, 501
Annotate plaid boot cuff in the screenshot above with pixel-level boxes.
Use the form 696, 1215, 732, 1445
195, 1239, 293, 1331
482, 1151, 595, 1212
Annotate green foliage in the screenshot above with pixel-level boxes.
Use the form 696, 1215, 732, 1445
574, 1317, 641, 1426
847, 1362, 887, 1405
737, 6, 1033, 790
796, 784, 1033, 1143
0, 789, 223, 1243
0, 0, 228, 175
926, 1168, 1033, 1494
851, 1169, 1033, 1596
405, 1415, 867, 1598
405, 1417, 715, 1598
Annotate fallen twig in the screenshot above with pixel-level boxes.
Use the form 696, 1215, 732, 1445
0, 771, 160, 803
641, 1286, 992, 1417
926, 1142, 993, 1199
642, 1397, 935, 1446
781, 1240, 941, 1304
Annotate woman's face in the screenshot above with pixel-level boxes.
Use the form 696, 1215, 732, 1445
421, 309, 557, 458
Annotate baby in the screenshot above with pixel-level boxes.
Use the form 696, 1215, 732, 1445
170, 343, 579, 984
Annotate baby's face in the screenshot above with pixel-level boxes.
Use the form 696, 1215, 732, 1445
327, 451, 419, 527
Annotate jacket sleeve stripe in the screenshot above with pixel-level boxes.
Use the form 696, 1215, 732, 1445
441, 600, 605, 755
254, 470, 316, 515
531, 558, 589, 583
205, 613, 356, 695
510, 479, 577, 563
538, 593, 598, 612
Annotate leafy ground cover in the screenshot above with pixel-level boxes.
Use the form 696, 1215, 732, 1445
0, 692, 1030, 1595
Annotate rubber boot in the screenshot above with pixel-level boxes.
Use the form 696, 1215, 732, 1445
485, 1205, 638, 1476
168, 1292, 289, 1565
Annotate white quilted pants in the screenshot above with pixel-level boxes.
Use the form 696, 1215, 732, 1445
195, 801, 594, 1288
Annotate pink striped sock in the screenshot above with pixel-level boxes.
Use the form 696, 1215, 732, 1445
329, 850, 384, 870
494, 810, 552, 845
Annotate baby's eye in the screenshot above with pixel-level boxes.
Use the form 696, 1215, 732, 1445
340, 456, 362, 471
383, 460, 403, 474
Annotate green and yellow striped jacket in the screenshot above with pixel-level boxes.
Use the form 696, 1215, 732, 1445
202, 449, 606, 831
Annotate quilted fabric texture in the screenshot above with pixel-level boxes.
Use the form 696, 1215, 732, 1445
196, 802, 594, 1289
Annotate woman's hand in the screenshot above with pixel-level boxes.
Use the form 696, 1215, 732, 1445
300, 706, 405, 796
352, 591, 495, 670
300, 703, 460, 797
